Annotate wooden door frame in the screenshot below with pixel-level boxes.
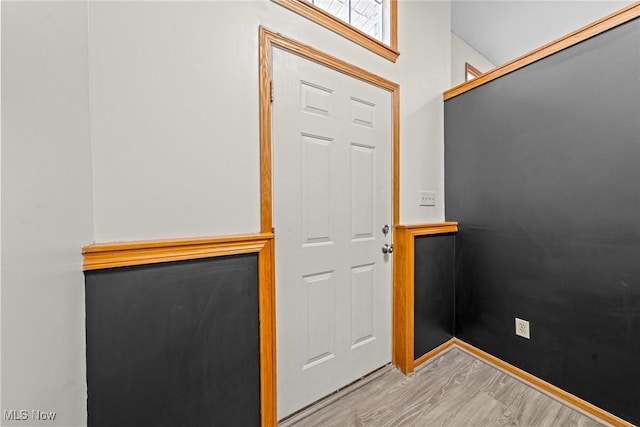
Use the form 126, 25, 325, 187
258, 27, 400, 423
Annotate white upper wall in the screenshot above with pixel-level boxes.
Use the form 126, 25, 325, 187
88, 0, 451, 242
1, 2, 451, 425
452, 0, 633, 65
1, 2, 93, 426
450, 32, 495, 87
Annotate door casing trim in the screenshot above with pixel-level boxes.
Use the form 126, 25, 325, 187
259, 27, 400, 423
259, 27, 400, 233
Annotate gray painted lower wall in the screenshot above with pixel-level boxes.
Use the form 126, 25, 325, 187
445, 18, 640, 424
414, 234, 456, 359
85, 255, 261, 427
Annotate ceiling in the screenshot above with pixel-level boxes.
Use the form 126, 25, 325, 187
451, 1, 634, 66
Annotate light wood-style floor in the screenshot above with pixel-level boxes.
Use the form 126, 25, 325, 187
280, 347, 608, 427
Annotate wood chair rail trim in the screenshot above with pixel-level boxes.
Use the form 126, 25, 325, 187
82, 233, 274, 270
83, 233, 277, 426
444, 3, 640, 100
394, 222, 458, 234
393, 222, 459, 374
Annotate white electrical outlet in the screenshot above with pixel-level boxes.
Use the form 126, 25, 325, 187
515, 318, 530, 339
419, 190, 436, 206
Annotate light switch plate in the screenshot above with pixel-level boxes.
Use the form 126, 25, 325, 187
419, 191, 436, 206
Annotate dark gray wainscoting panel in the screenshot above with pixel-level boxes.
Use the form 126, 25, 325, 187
445, 18, 640, 424
85, 254, 260, 427
414, 234, 455, 359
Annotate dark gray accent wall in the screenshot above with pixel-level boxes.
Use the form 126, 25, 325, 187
414, 234, 455, 359
445, 19, 640, 424
85, 254, 261, 427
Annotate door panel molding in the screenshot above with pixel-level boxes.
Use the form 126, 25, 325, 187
272, 50, 392, 417
259, 28, 399, 422
259, 27, 400, 234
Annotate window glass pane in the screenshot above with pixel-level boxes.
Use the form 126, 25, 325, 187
314, 0, 349, 23
351, 0, 383, 39
276, 0, 398, 60
310, 0, 384, 42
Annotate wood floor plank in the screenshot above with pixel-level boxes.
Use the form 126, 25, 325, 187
280, 347, 608, 427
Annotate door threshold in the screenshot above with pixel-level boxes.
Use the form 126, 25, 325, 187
278, 363, 393, 426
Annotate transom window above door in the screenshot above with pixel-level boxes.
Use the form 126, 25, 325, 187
311, 0, 383, 41
272, 0, 399, 62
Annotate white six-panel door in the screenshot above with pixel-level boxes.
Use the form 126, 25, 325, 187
272, 48, 393, 419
